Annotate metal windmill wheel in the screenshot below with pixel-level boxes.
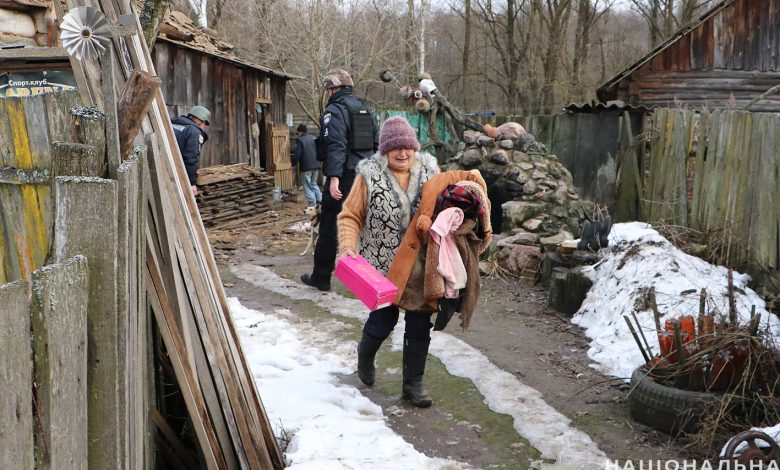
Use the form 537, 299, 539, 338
60, 6, 112, 61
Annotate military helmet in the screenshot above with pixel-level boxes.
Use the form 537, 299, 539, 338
322, 69, 353, 89
188, 105, 211, 125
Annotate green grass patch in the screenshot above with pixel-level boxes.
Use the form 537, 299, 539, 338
371, 339, 540, 468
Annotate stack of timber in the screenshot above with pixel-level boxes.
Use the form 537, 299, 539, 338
0, 0, 285, 467
197, 163, 276, 228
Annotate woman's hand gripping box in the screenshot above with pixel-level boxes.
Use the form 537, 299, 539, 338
334, 254, 398, 311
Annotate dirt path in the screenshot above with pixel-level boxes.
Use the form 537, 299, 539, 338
211, 201, 700, 468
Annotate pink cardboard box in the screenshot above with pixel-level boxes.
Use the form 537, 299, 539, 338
334, 254, 398, 311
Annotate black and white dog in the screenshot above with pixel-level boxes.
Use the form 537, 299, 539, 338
300, 204, 320, 256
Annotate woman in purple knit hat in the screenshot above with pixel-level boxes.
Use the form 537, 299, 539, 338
337, 116, 440, 407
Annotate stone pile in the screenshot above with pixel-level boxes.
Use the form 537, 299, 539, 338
443, 128, 596, 275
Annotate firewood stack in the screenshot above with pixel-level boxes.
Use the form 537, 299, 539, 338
196, 163, 276, 228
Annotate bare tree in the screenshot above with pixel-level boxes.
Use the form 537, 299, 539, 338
571, 0, 613, 100
630, 0, 713, 45
461, 0, 473, 109
139, 0, 171, 49
253, 0, 404, 124
472, 0, 528, 111
533, 0, 573, 113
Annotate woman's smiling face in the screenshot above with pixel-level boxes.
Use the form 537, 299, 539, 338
387, 148, 415, 171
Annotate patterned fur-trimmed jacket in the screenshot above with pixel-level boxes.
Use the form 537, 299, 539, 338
338, 151, 439, 275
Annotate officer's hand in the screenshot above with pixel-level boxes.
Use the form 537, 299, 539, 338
191, 185, 199, 197
329, 177, 342, 200
339, 249, 357, 259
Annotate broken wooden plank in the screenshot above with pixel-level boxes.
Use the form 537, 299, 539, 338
69, 105, 107, 176
0, 279, 34, 470
30, 256, 89, 469
117, 70, 161, 161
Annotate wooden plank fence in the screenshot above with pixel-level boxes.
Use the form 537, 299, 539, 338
2, 0, 285, 466
620, 108, 780, 283
0, 92, 149, 469
0, 256, 89, 470
0, 280, 35, 469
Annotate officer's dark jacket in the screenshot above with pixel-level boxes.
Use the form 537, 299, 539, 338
171, 115, 209, 185
319, 87, 379, 178
293, 132, 319, 171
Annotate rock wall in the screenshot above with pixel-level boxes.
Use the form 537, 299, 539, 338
444, 128, 595, 238
0, 1, 54, 47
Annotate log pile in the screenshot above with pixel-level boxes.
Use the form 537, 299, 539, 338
196, 163, 276, 228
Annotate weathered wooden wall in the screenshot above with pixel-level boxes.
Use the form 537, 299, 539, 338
152, 40, 288, 169
628, 108, 780, 284
0, 92, 80, 284
601, 0, 780, 111
0, 92, 151, 469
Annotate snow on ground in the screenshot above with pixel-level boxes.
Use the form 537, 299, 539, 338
572, 222, 780, 380
231, 264, 608, 468
572, 222, 780, 453
230, 221, 780, 465
229, 298, 470, 469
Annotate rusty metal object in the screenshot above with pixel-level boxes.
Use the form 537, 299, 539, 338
722, 430, 780, 467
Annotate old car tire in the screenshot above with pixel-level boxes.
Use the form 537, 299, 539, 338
628, 366, 722, 435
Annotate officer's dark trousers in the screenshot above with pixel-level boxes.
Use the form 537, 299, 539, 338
310, 174, 354, 283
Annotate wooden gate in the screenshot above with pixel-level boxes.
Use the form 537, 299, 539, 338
265, 122, 292, 189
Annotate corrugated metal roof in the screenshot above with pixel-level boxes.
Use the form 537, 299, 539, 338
158, 11, 302, 80
564, 101, 653, 113
596, 0, 736, 101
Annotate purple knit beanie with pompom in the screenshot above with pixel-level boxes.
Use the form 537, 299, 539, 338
379, 116, 420, 155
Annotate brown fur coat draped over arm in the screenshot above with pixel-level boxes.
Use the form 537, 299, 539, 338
385, 170, 493, 325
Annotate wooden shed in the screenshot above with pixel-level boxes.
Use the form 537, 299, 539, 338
597, 0, 780, 112
154, 11, 298, 184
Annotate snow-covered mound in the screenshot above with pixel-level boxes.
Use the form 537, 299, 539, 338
572, 222, 780, 380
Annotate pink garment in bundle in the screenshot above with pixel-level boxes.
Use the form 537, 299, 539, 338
429, 207, 466, 298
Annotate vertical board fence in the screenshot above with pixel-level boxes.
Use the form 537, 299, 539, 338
622, 108, 780, 285
0, 92, 150, 469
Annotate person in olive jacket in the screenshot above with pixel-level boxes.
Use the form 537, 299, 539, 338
300, 69, 378, 291
171, 105, 210, 197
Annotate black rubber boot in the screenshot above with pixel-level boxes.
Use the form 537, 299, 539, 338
357, 332, 384, 386
300, 273, 330, 291
402, 336, 433, 408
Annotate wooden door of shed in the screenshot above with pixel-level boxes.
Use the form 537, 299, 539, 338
265, 122, 292, 189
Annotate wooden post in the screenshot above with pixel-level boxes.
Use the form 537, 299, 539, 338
69, 107, 107, 176
30, 256, 89, 469
0, 280, 34, 469
117, 71, 161, 161
547, 267, 593, 315
53, 176, 120, 470
51, 142, 102, 178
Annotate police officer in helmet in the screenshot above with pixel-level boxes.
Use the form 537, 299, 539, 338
300, 69, 379, 291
